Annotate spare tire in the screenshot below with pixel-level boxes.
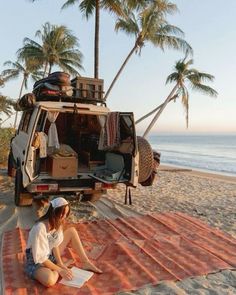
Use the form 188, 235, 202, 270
137, 136, 154, 183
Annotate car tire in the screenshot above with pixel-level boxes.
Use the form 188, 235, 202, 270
137, 136, 154, 183
7, 152, 16, 177
15, 168, 30, 206
81, 192, 102, 203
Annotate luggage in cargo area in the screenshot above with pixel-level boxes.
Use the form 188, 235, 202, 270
47, 154, 78, 178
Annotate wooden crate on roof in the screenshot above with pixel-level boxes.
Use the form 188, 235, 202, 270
71, 76, 105, 103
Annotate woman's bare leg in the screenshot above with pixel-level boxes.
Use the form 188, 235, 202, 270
59, 227, 102, 273
34, 267, 59, 287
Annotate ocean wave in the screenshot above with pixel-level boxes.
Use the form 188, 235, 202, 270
148, 135, 236, 176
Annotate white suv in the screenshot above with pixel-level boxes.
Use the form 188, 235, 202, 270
8, 76, 156, 206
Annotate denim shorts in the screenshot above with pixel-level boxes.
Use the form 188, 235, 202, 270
25, 248, 57, 279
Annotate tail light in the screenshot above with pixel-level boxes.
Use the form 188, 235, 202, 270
102, 183, 116, 189
28, 183, 58, 193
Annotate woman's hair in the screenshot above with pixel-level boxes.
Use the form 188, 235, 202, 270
38, 203, 70, 230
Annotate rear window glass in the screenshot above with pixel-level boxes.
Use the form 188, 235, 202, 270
19, 110, 33, 133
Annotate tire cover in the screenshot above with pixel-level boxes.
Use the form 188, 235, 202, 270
137, 136, 154, 183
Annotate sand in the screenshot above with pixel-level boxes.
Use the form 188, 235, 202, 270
0, 165, 236, 294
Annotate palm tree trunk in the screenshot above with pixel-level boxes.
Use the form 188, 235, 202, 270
94, 0, 99, 78
43, 62, 49, 77
135, 94, 178, 124
48, 63, 53, 74
143, 83, 179, 138
13, 77, 25, 129
104, 44, 137, 100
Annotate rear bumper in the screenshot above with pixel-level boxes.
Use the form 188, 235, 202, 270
26, 178, 116, 194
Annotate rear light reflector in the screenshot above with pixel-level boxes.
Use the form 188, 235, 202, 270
29, 183, 59, 192
102, 183, 116, 189
36, 185, 49, 191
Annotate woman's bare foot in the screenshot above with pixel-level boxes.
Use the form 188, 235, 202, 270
83, 261, 102, 274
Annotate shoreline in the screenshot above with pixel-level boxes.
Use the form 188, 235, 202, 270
159, 163, 236, 183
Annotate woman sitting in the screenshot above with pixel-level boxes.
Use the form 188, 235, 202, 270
25, 197, 102, 287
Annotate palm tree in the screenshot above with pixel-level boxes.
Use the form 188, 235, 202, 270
61, 0, 123, 78
18, 22, 83, 77
142, 57, 218, 137
1, 59, 40, 128
104, 0, 192, 100
30, 0, 122, 78
0, 95, 14, 118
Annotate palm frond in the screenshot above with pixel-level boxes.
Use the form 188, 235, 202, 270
152, 34, 192, 54
166, 72, 179, 84
191, 83, 218, 97
58, 60, 81, 76
191, 71, 215, 83
155, 0, 178, 16
115, 16, 139, 37
125, 0, 146, 10
101, 0, 124, 16
0, 95, 14, 116
61, 0, 79, 10
1, 69, 20, 82
79, 0, 95, 18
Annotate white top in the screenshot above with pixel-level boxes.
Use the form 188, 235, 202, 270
26, 222, 63, 264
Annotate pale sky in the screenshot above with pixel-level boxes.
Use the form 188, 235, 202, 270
0, 0, 235, 134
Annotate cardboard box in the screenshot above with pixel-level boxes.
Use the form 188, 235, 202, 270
47, 154, 78, 178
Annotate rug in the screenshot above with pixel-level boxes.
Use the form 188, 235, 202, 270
1, 212, 236, 295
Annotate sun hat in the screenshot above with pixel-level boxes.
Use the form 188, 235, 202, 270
50, 197, 68, 209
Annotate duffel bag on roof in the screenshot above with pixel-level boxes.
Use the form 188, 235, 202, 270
33, 71, 71, 89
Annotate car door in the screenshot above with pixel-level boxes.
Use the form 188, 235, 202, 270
12, 108, 39, 187
12, 110, 34, 167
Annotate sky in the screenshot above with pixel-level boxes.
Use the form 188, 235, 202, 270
0, 0, 235, 135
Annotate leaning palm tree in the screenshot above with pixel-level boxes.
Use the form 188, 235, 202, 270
104, 0, 192, 100
0, 95, 15, 118
2, 59, 40, 128
61, 0, 123, 78
142, 57, 218, 137
18, 22, 83, 77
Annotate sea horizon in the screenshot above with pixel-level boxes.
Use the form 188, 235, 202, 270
147, 133, 236, 177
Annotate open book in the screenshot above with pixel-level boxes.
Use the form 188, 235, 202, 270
60, 266, 94, 288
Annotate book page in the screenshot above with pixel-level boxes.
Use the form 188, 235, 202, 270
60, 266, 94, 288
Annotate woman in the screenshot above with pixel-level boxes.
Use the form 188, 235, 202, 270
25, 197, 102, 287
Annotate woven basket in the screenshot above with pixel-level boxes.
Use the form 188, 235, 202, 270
137, 136, 154, 183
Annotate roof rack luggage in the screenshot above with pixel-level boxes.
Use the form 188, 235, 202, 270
71, 76, 105, 104
18, 73, 107, 109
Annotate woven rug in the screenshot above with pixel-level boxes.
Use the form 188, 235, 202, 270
2, 212, 236, 295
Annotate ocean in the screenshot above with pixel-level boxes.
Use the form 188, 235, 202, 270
148, 134, 236, 176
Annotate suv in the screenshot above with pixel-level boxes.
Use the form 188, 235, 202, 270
8, 75, 156, 206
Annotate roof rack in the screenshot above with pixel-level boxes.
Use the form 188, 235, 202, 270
35, 94, 107, 107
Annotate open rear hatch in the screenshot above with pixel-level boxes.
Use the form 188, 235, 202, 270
25, 106, 138, 192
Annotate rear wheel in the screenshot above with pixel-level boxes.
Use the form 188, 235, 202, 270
7, 152, 16, 177
81, 192, 102, 203
15, 168, 32, 206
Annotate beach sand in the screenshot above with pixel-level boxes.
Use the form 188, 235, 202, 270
0, 165, 236, 294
